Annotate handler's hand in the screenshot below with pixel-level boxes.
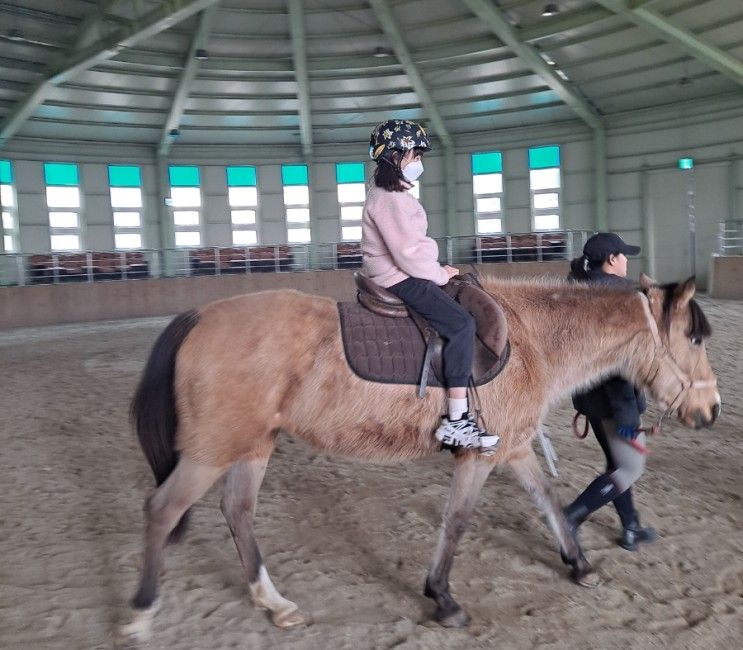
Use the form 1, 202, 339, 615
617, 425, 638, 440
444, 265, 460, 279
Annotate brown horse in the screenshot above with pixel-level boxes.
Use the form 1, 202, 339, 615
120, 273, 719, 642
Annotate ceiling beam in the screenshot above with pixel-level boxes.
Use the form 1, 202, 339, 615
367, 0, 453, 148
0, 0, 221, 148
287, 0, 313, 158
71, 0, 121, 52
460, 0, 604, 131
158, 3, 219, 155
595, 0, 743, 86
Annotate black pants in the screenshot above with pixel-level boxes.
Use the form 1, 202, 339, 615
590, 417, 638, 528
387, 277, 475, 388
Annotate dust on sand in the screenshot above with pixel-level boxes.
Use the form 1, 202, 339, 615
1, 298, 741, 649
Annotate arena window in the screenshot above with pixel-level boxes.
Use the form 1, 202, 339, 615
44, 162, 82, 251
1, 160, 18, 252
169, 165, 202, 247
472, 151, 504, 234
108, 165, 144, 250
226, 166, 259, 245
336, 162, 366, 241
529, 145, 561, 231
282, 164, 311, 243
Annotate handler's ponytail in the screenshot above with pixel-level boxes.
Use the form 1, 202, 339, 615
568, 254, 591, 281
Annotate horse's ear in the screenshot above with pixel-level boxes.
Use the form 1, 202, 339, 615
673, 276, 696, 310
639, 273, 656, 290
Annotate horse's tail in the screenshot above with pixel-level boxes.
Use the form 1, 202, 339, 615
131, 309, 200, 543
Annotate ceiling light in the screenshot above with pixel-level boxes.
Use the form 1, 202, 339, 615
505, 10, 521, 27
194, 48, 209, 61
372, 46, 392, 58
542, 3, 560, 17
540, 53, 556, 66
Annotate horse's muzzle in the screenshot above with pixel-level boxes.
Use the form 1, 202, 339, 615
692, 403, 720, 429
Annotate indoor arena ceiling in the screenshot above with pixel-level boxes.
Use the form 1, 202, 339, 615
0, 0, 742, 153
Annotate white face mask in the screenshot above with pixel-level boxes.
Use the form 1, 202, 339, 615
402, 159, 424, 183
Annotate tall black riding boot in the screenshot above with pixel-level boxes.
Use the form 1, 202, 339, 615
618, 515, 658, 551
564, 473, 621, 537
614, 490, 658, 551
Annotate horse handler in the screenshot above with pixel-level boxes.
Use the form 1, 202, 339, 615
564, 232, 658, 551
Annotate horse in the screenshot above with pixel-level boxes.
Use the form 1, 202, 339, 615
119, 273, 719, 642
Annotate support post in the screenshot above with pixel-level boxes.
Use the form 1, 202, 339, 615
640, 165, 655, 279
155, 156, 174, 275
594, 127, 608, 231
443, 147, 458, 238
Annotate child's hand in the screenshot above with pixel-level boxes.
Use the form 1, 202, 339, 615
444, 265, 459, 279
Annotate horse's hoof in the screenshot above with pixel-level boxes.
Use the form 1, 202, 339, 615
272, 606, 307, 628
436, 606, 471, 628
115, 603, 158, 646
572, 568, 602, 588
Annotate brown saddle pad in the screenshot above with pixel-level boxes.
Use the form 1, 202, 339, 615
337, 301, 510, 388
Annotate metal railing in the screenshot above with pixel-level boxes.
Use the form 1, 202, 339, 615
717, 220, 743, 255
0, 231, 590, 287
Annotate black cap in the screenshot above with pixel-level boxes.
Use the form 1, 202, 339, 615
583, 232, 641, 259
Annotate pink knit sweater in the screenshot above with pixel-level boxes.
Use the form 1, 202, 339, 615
361, 184, 448, 288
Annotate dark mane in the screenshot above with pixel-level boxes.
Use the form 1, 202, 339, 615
659, 282, 712, 339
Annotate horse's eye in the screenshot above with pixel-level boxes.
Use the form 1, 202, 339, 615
690, 336, 702, 346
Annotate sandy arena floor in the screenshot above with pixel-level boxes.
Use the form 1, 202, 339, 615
1, 296, 741, 650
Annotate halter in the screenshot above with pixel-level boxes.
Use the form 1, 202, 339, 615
638, 291, 717, 428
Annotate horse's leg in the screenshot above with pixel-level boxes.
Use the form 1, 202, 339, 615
220, 458, 306, 628
119, 457, 225, 643
508, 446, 599, 587
424, 455, 494, 627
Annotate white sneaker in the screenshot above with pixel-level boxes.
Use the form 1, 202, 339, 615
435, 413, 500, 450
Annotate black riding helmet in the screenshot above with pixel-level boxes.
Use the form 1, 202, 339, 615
369, 119, 432, 165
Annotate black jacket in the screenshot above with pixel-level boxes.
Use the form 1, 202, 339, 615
569, 268, 647, 429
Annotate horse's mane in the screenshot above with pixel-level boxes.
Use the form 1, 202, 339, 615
479, 274, 574, 291
478, 273, 633, 295
477, 274, 712, 341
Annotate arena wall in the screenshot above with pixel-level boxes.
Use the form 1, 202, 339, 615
0, 261, 570, 329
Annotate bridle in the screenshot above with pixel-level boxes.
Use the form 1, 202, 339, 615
638, 291, 717, 426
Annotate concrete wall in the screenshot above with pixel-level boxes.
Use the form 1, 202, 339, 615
708, 255, 743, 299
0, 261, 569, 329
4, 94, 743, 289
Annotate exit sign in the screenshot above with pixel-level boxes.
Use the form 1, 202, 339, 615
678, 157, 694, 169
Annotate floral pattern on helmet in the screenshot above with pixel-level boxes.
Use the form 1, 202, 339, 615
368, 119, 432, 160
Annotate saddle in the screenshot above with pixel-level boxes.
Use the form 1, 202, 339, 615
338, 272, 510, 396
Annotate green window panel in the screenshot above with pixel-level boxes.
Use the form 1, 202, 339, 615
336, 162, 365, 184
282, 164, 308, 186
471, 151, 502, 175
44, 162, 79, 186
108, 165, 142, 187
0, 160, 12, 183
169, 165, 200, 187
227, 166, 257, 187
528, 145, 560, 169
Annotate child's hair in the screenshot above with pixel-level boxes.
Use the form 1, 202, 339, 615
568, 250, 620, 281
373, 147, 425, 192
